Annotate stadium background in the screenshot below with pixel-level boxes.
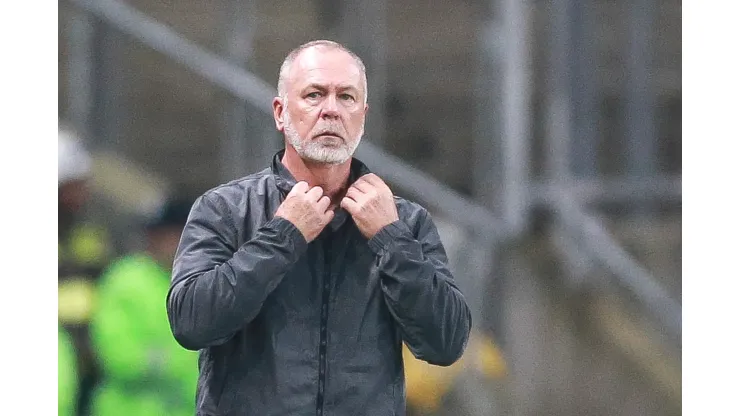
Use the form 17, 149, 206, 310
57, 0, 681, 415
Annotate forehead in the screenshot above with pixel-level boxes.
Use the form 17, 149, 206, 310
288, 47, 364, 92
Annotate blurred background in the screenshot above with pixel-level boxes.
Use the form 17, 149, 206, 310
57, 0, 681, 415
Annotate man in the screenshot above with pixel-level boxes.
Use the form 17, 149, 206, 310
89, 198, 199, 416
58, 127, 113, 416
167, 40, 472, 416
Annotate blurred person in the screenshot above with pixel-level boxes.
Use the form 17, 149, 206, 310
89, 197, 199, 416
58, 126, 112, 279
57, 127, 113, 416
59, 325, 79, 416
167, 39, 472, 415
404, 331, 508, 415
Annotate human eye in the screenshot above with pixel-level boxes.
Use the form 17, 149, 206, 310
339, 93, 355, 102
305, 91, 322, 99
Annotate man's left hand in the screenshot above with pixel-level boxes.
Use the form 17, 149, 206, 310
341, 174, 400, 239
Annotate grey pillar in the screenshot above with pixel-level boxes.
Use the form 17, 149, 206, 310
68, 3, 124, 152
624, 0, 657, 197
474, 0, 532, 237
219, 0, 275, 181
569, 0, 599, 177
90, 24, 126, 152
339, 0, 388, 147
546, 0, 574, 182
66, 7, 95, 144
473, 12, 504, 220
500, 0, 533, 236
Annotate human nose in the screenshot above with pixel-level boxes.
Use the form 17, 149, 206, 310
320, 94, 340, 119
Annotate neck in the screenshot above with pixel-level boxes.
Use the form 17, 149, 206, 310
281, 145, 352, 206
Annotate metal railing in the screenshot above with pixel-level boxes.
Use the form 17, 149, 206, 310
66, 0, 680, 352
475, 0, 680, 332
66, 0, 504, 239
64, 3, 504, 413
555, 196, 682, 342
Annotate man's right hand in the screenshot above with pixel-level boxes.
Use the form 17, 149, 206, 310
274, 181, 334, 242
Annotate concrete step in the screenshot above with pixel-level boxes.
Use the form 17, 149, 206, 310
498, 228, 681, 416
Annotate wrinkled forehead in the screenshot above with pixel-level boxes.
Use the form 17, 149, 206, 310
287, 47, 365, 94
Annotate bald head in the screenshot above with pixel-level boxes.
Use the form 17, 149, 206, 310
277, 40, 368, 104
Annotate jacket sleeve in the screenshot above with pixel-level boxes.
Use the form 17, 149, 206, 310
167, 192, 308, 350
369, 209, 472, 366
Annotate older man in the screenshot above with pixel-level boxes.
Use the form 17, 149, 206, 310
167, 40, 471, 416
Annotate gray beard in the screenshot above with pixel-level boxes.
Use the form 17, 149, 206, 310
283, 113, 362, 165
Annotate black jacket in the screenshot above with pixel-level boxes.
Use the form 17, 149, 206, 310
167, 150, 472, 416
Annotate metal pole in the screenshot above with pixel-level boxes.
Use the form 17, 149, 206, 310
529, 174, 682, 206
500, 0, 533, 236
481, 235, 504, 346
68, 0, 276, 112
473, 7, 503, 224
219, 0, 273, 181
66, 7, 95, 145
546, 0, 574, 182
555, 197, 681, 344
340, 0, 388, 147
474, 0, 532, 238
91, 23, 125, 152
569, 0, 599, 177
625, 0, 657, 201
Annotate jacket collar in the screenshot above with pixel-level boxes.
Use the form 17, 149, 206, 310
271, 149, 371, 194
270, 149, 372, 231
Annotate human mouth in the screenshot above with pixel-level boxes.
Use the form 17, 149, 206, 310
314, 131, 344, 141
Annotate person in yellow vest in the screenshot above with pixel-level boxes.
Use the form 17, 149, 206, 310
58, 126, 114, 415
89, 197, 200, 416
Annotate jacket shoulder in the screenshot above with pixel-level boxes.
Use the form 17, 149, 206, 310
393, 196, 433, 235
187, 168, 276, 245
201, 168, 272, 196
197, 168, 274, 207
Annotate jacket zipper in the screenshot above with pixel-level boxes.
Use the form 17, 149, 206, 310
316, 233, 332, 416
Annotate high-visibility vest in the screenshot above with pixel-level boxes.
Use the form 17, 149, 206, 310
58, 223, 112, 325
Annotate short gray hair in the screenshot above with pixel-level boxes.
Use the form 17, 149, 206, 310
277, 40, 368, 104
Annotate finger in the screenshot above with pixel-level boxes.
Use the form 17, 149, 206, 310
341, 197, 360, 215
352, 178, 375, 193
307, 186, 324, 202
345, 186, 364, 202
361, 173, 382, 186
317, 195, 331, 213
289, 181, 309, 196
363, 174, 390, 192
321, 209, 335, 225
